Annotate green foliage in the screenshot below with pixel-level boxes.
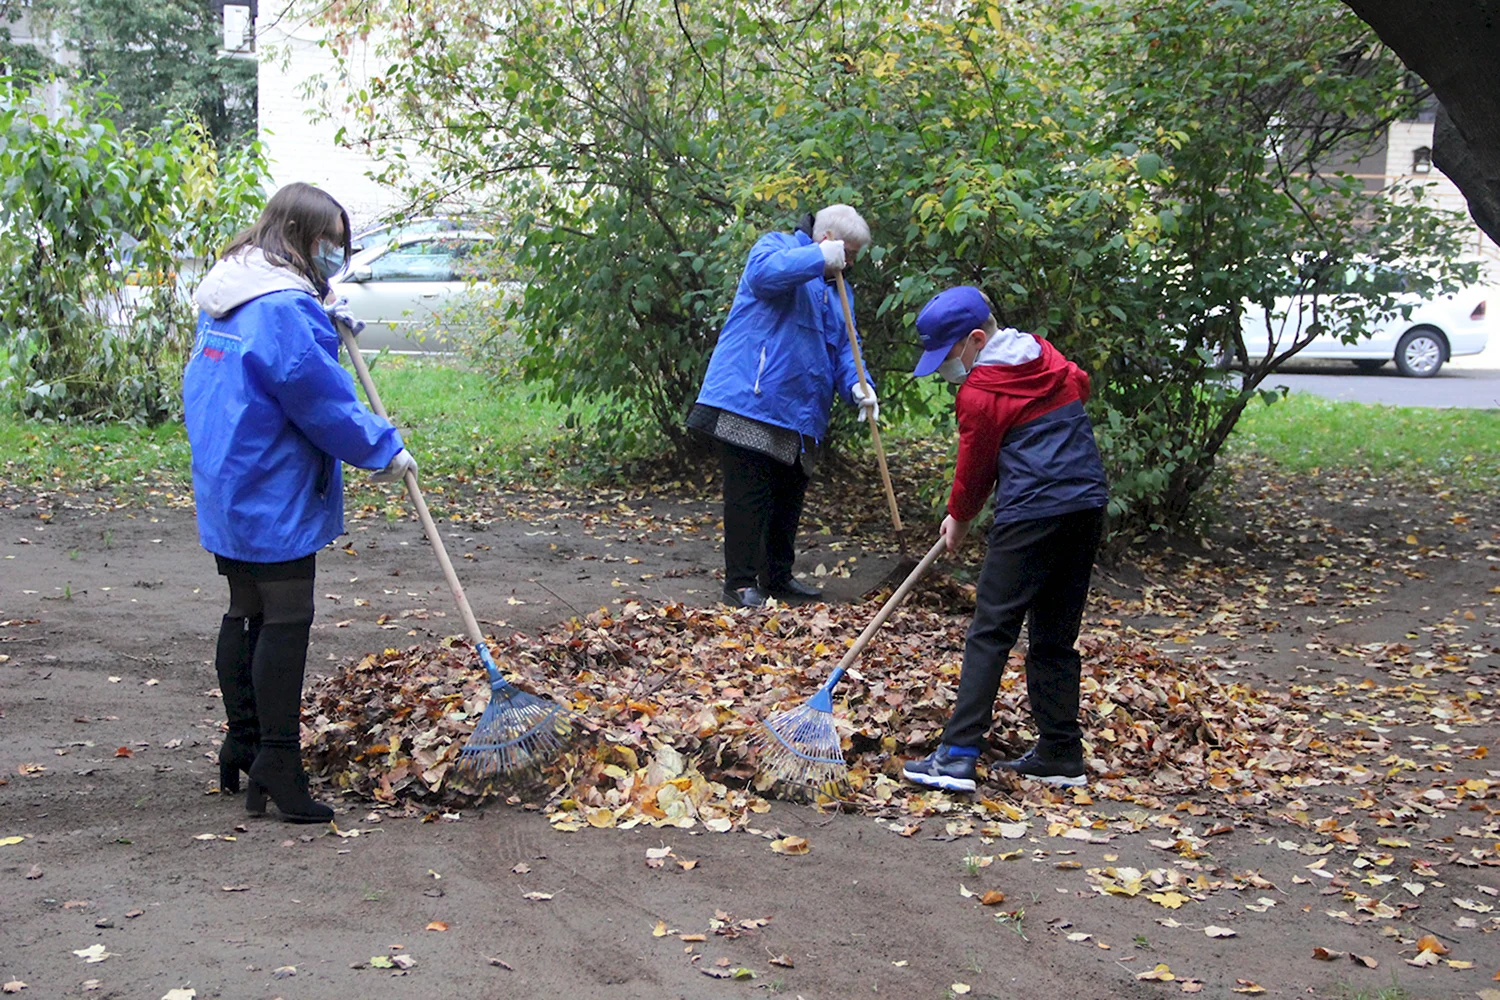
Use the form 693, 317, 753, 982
316, 0, 1475, 536
1231, 391, 1500, 489
0, 79, 266, 424
70, 0, 255, 150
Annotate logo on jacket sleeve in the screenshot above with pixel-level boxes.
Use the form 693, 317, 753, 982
193, 329, 243, 363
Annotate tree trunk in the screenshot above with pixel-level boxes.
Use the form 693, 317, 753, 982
1341, 0, 1500, 245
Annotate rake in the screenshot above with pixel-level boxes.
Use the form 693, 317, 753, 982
336, 325, 579, 775
833, 271, 921, 598
753, 535, 948, 791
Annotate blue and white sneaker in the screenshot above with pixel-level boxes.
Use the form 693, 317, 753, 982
901, 745, 979, 792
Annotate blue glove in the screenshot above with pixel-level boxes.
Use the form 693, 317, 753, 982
325, 297, 365, 337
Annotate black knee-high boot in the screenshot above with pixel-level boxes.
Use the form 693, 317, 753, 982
245, 621, 332, 822
214, 615, 262, 793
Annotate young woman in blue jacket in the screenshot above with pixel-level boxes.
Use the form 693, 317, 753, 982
183, 183, 415, 822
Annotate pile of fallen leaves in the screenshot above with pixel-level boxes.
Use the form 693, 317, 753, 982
301, 593, 1458, 829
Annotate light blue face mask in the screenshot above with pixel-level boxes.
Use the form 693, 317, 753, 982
312, 241, 346, 280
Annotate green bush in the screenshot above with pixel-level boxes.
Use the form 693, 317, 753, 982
0, 80, 265, 424
315, 0, 1474, 536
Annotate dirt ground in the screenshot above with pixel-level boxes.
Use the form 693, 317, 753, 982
1, 468, 1496, 1000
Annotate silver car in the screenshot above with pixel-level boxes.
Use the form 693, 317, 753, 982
331, 232, 509, 352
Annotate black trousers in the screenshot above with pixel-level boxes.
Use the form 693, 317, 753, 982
719, 441, 809, 591
942, 506, 1105, 754
219, 554, 317, 751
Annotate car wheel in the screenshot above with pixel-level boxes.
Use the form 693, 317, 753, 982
1394, 327, 1445, 378
1352, 359, 1386, 372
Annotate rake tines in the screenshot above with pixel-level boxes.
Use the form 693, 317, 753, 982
750, 537, 950, 796
455, 646, 580, 776
752, 687, 849, 792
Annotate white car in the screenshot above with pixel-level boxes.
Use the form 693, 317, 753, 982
331, 232, 510, 352
1239, 265, 1492, 377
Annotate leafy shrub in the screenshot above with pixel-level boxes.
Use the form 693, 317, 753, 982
316, 0, 1474, 535
0, 80, 265, 424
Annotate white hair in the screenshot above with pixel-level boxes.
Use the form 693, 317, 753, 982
813, 204, 871, 249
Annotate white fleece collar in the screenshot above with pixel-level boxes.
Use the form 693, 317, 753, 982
193, 248, 319, 319
973, 326, 1041, 367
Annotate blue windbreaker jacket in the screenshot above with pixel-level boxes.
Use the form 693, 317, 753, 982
695, 230, 868, 442
183, 250, 403, 563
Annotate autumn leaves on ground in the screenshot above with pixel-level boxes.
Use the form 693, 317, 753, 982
0, 452, 1496, 999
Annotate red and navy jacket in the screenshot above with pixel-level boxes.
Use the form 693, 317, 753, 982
949, 335, 1109, 525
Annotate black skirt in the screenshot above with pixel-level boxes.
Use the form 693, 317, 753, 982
214, 552, 317, 582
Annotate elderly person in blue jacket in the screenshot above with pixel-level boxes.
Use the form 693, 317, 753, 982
183, 182, 414, 823
689, 204, 876, 608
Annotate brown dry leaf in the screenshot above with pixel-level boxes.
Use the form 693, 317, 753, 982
979, 891, 1006, 906
769, 954, 794, 968
114, 747, 132, 758
769, 836, 809, 856
1350, 954, 1378, 969
679, 934, 706, 943
677, 859, 698, 871
2, 983, 25, 994
1312, 947, 1339, 961
1203, 926, 1236, 938
522, 891, 554, 901
1231, 981, 1265, 994
425, 921, 448, 932
511, 863, 531, 875
23, 865, 41, 880
1413, 934, 1449, 956
220, 884, 249, 892
1405, 950, 1441, 968
1179, 980, 1204, 994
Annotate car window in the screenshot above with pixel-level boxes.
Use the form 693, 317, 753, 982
368, 238, 479, 282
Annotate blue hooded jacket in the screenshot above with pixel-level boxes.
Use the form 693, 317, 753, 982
695, 230, 868, 442
183, 249, 404, 563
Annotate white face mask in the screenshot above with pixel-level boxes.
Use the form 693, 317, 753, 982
936, 356, 970, 385
935, 338, 978, 385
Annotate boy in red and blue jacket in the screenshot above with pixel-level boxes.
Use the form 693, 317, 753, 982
902, 286, 1108, 792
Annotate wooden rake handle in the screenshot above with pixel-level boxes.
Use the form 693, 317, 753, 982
337, 327, 488, 652
827, 536, 948, 686
833, 271, 904, 536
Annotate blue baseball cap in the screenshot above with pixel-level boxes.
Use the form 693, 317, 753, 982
913, 286, 991, 376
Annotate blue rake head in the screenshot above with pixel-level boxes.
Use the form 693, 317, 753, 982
752, 684, 849, 792
456, 644, 579, 777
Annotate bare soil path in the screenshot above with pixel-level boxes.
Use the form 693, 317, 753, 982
1, 470, 1496, 1000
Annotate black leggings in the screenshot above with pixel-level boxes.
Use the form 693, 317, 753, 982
218, 554, 316, 751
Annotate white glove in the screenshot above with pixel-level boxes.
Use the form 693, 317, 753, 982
851, 381, 879, 423
325, 297, 365, 337
371, 448, 417, 483
819, 238, 846, 275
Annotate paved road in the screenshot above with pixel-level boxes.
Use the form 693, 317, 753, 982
1257, 363, 1500, 408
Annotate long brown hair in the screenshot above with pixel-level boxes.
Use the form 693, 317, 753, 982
222, 182, 351, 297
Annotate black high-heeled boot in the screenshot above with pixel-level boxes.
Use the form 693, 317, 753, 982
245, 746, 333, 823
247, 619, 331, 823
214, 614, 262, 794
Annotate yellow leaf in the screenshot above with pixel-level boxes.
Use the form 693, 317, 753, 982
769, 836, 809, 856
586, 808, 616, 829
0, 837, 26, 847
952, 985, 971, 995
1148, 891, 1190, 909
1137, 963, 1174, 981
652, 920, 669, 937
